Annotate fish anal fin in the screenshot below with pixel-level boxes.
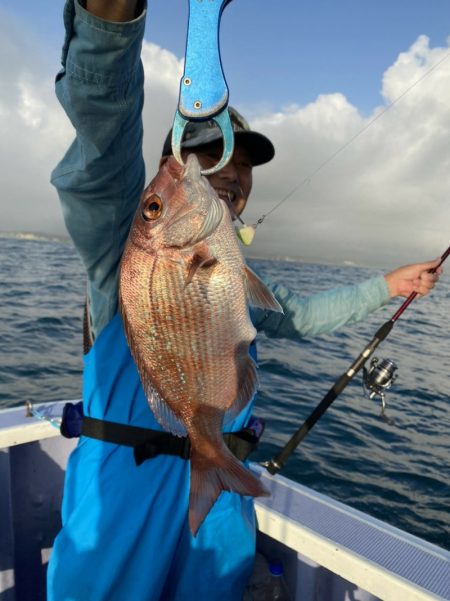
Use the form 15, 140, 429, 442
185, 243, 218, 286
121, 307, 186, 436
244, 266, 283, 313
189, 445, 269, 536
142, 372, 187, 436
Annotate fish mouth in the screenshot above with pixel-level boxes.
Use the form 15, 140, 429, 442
183, 155, 226, 244
184, 153, 202, 179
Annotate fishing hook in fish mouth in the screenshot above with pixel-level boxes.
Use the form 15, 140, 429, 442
224, 191, 245, 224
225, 190, 257, 247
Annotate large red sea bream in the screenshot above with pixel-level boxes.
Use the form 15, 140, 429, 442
119, 154, 282, 535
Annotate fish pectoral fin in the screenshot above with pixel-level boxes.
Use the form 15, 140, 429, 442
243, 266, 284, 313
189, 446, 269, 536
185, 243, 218, 286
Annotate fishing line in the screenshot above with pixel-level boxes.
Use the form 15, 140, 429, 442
237, 49, 450, 244
227, 190, 245, 224
229, 189, 258, 245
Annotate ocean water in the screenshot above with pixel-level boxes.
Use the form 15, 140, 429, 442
1, 236, 449, 550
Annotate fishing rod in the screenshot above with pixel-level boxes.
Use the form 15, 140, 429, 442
263, 245, 450, 476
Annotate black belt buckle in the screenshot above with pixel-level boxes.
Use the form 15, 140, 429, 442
133, 434, 192, 466
134, 441, 159, 466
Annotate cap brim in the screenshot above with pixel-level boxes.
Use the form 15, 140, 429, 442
163, 129, 275, 167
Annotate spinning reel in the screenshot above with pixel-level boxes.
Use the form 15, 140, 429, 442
362, 357, 398, 424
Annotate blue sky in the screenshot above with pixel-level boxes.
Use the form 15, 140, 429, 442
2, 0, 450, 266
6, 0, 450, 112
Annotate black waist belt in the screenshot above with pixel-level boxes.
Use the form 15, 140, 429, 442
81, 415, 260, 466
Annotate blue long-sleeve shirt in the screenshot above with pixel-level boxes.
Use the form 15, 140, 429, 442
52, 0, 389, 341
48, 6, 392, 599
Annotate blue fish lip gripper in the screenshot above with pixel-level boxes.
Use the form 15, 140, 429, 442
171, 0, 234, 175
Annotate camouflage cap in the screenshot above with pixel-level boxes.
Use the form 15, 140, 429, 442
162, 106, 275, 167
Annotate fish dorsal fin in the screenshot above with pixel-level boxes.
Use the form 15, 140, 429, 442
243, 266, 283, 313
224, 354, 258, 426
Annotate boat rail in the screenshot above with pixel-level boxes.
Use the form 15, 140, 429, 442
1, 402, 449, 601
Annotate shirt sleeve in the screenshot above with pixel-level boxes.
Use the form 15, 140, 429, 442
251, 274, 390, 340
51, 0, 147, 339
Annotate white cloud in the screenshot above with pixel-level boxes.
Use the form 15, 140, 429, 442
140, 41, 183, 174
245, 35, 450, 266
0, 16, 449, 268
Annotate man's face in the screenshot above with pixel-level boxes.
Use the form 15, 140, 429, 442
183, 141, 253, 219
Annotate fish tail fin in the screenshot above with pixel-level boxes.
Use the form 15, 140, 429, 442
189, 446, 269, 536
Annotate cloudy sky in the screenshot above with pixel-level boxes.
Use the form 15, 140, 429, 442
2, 0, 450, 267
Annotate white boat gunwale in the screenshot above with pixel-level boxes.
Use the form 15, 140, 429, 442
1, 402, 449, 601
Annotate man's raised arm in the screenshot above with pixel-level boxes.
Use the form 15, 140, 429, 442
52, 0, 147, 338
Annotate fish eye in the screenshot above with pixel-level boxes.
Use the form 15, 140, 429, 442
142, 195, 163, 221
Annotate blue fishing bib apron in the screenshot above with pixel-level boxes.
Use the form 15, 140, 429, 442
47, 313, 257, 601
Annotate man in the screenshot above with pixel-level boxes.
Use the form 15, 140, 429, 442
47, 2, 441, 600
